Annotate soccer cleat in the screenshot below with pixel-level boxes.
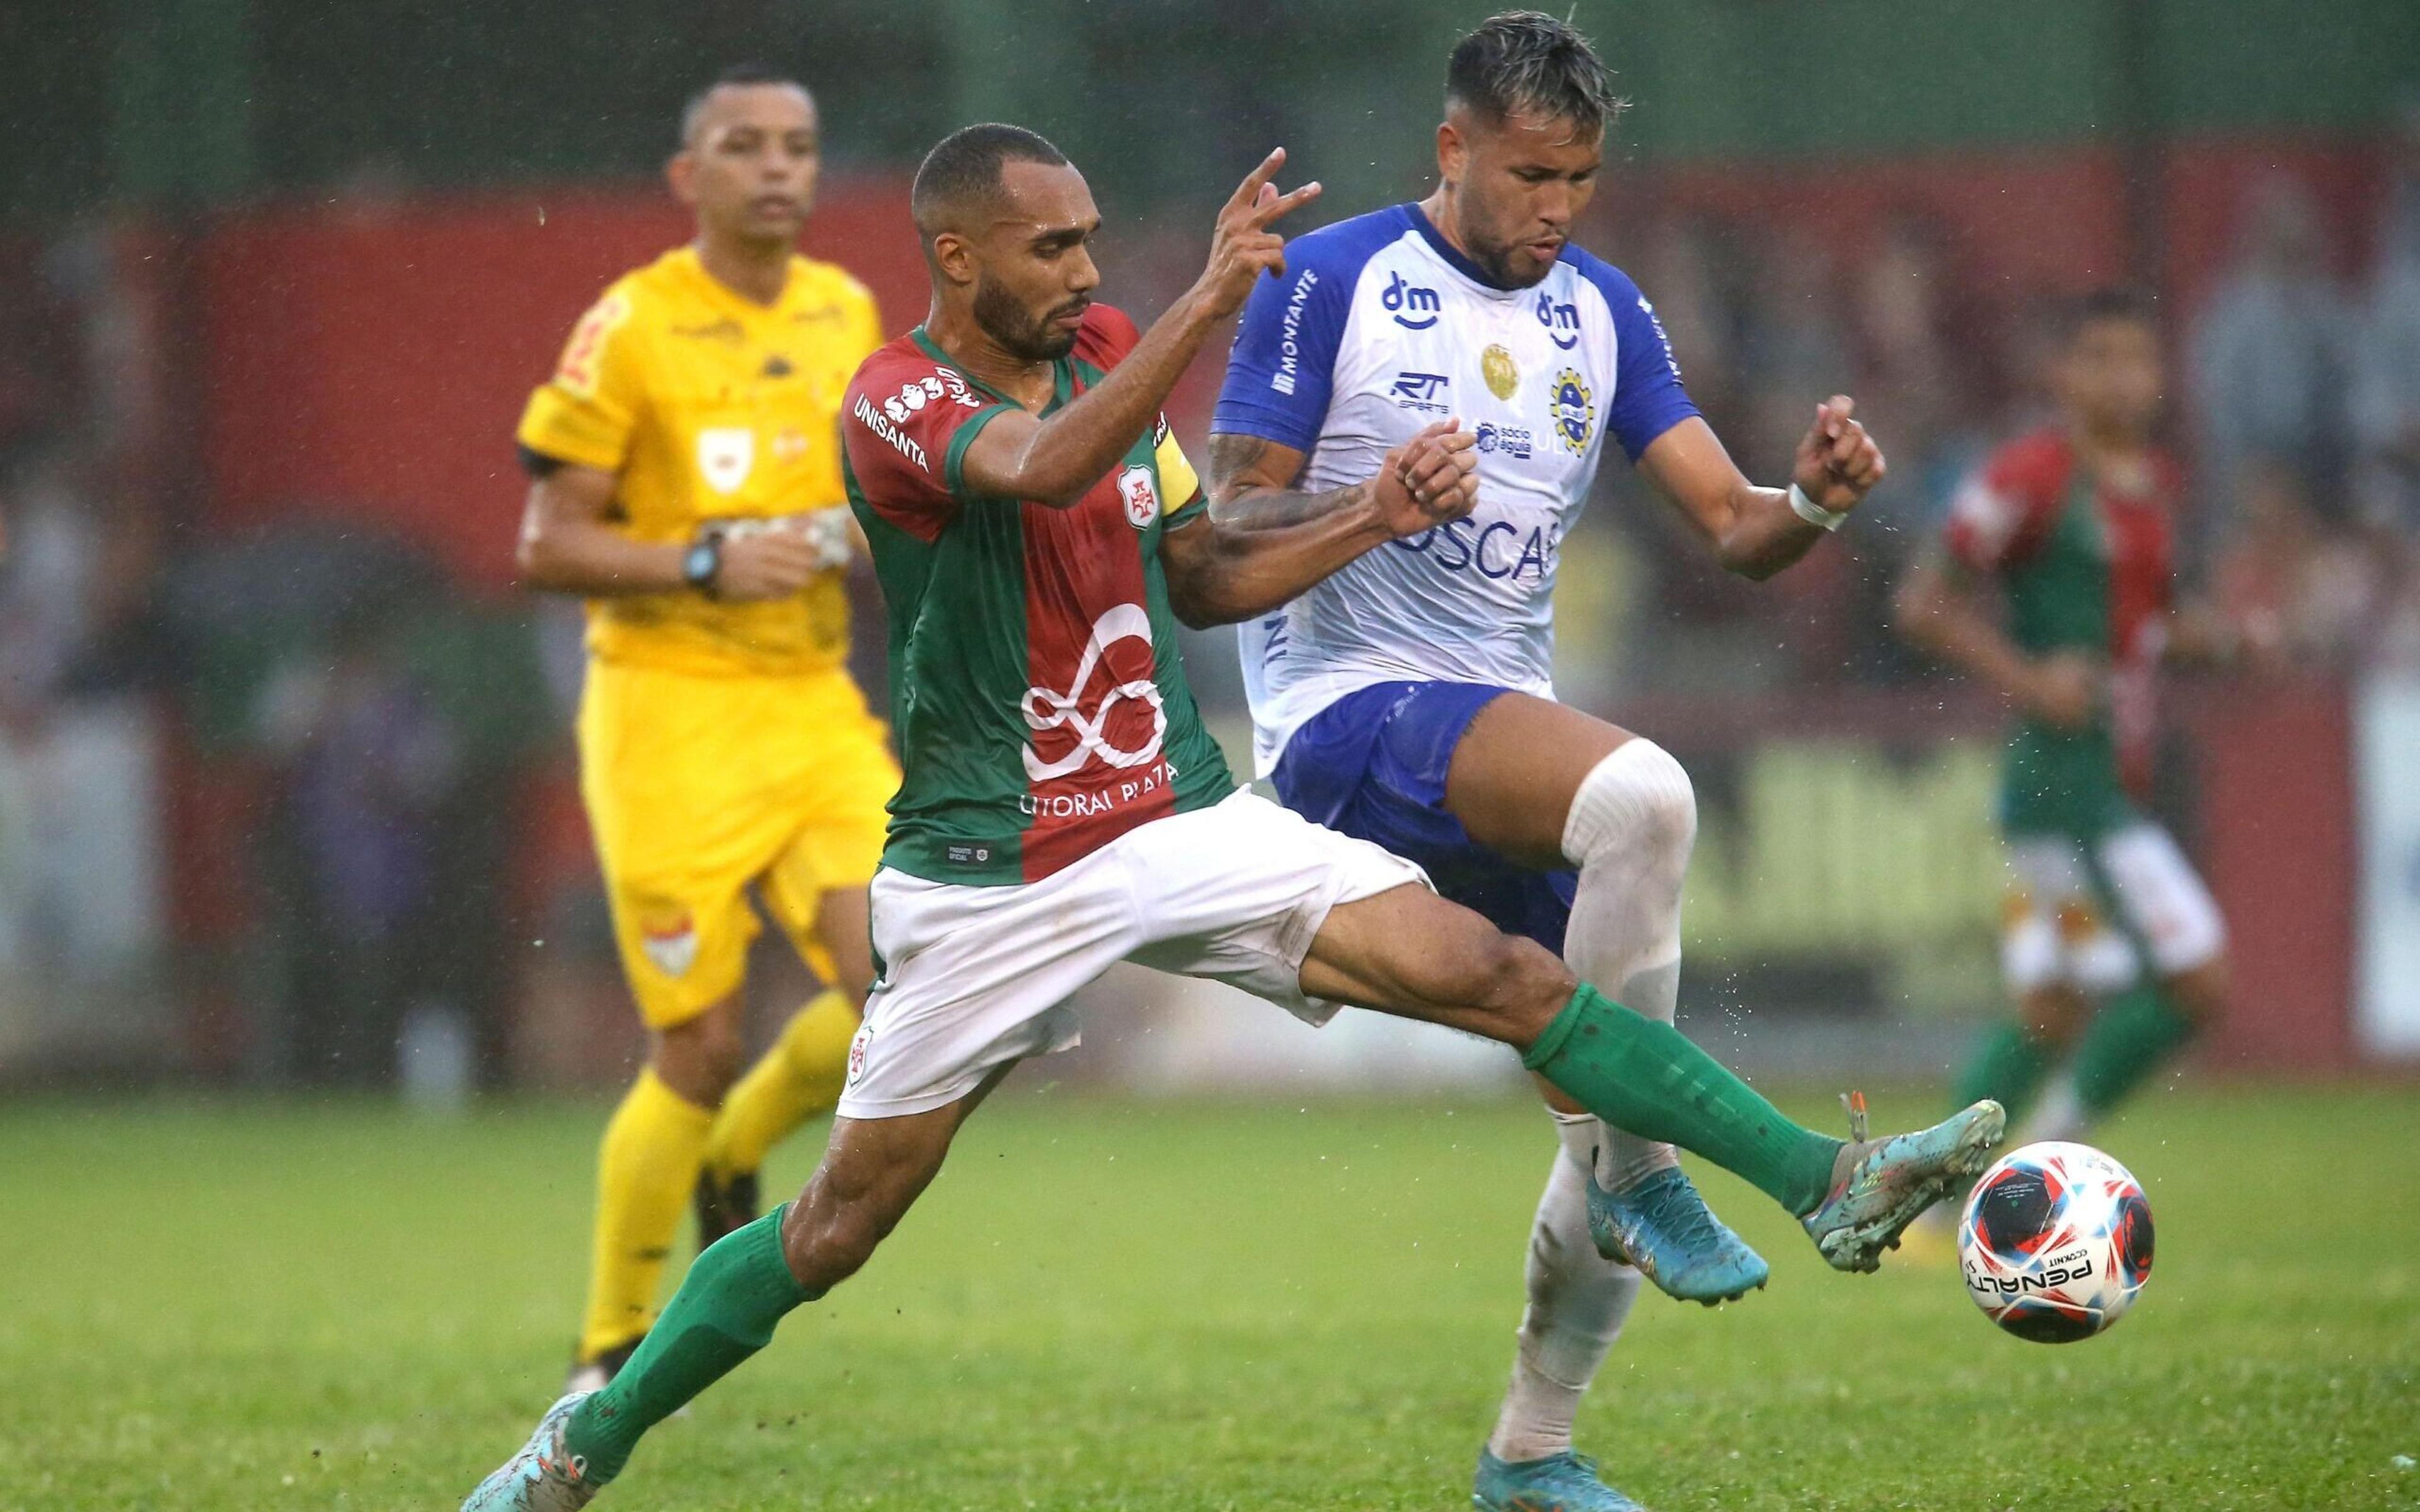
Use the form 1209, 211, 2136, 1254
1891, 1200, 1963, 1270
1473, 1448, 1647, 1512
694, 1168, 760, 1251
563, 1338, 640, 1397
1801, 1094, 2005, 1273
1584, 1166, 1769, 1304
462, 1391, 600, 1511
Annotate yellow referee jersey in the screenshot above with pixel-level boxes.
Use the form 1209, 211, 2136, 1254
518, 246, 883, 677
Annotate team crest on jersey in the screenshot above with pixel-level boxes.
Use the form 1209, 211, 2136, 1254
1482, 344, 1521, 401
1549, 368, 1595, 454
696, 427, 755, 493
1116, 464, 1160, 529
638, 910, 699, 978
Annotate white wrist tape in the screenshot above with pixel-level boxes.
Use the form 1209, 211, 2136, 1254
1787, 482, 1850, 532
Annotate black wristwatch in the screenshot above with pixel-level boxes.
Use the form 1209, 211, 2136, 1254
681, 531, 723, 597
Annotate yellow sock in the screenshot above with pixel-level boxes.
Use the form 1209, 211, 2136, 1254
701, 990, 859, 1184
579, 1066, 716, 1363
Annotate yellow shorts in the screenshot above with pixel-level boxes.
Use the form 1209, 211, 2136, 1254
579, 660, 898, 1029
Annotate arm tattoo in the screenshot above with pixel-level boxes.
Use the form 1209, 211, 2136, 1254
1205, 432, 1368, 530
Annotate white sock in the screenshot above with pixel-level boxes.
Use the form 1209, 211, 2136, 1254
2017, 1076, 2088, 1145
1560, 739, 1697, 1193
1486, 1136, 1642, 1463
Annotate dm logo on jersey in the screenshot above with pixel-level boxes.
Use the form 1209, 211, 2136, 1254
638, 910, 699, 978
1535, 290, 1581, 350
1482, 344, 1521, 401
1116, 464, 1160, 529
1548, 368, 1595, 454
1381, 271, 1442, 329
696, 427, 756, 493
1022, 604, 1168, 781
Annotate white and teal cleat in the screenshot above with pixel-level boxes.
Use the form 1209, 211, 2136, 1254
1473, 1448, 1647, 1511
1584, 1165, 1769, 1304
1801, 1093, 2005, 1273
462, 1391, 601, 1512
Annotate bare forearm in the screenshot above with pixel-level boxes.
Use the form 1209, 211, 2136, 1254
1206, 481, 1344, 532
1711, 484, 1828, 581
1899, 585, 2037, 697
1168, 484, 1392, 627
518, 516, 685, 597
1001, 290, 1222, 505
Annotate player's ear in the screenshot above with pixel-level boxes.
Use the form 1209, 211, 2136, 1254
666, 149, 698, 206
1435, 119, 1465, 186
928, 231, 978, 289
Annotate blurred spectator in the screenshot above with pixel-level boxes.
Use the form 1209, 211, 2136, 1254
2189, 176, 2353, 561
2352, 94, 2420, 544
1848, 214, 1998, 535
1841, 214, 2000, 680
2210, 458, 2389, 670
1738, 238, 1858, 678
1627, 215, 1744, 433
255, 606, 464, 1088
0, 444, 108, 718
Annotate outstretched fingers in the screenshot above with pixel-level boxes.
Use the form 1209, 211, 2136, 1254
1224, 146, 1288, 214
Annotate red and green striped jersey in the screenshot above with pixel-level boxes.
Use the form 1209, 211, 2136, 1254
1940, 427, 2178, 838
839, 306, 1235, 885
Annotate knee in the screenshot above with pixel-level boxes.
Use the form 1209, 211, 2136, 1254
654, 1006, 749, 1104
1564, 739, 1696, 872
2018, 988, 2090, 1047
779, 1187, 892, 1293
2164, 957, 2230, 1024
1473, 936, 1579, 1050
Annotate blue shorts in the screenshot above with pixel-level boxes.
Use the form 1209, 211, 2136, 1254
1270, 680, 1578, 952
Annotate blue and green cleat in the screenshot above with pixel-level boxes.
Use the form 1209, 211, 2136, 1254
462, 1391, 601, 1511
1801, 1094, 2005, 1273
1584, 1166, 1768, 1303
1473, 1448, 1647, 1511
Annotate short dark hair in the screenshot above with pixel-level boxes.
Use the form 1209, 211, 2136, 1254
1446, 11, 1624, 137
911, 123, 1071, 238
2065, 285, 2162, 340
680, 64, 811, 146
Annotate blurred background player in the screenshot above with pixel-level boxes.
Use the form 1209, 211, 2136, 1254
512, 66, 895, 1390
1212, 16, 1887, 1509
1897, 287, 2232, 1199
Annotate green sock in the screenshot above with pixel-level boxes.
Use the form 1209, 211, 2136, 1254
2070, 985, 2196, 1118
1954, 1021, 2056, 1125
565, 1205, 819, 1483
1523, 985, 1842, 1216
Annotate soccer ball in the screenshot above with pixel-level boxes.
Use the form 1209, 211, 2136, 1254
1956, 1140, 2153, 1343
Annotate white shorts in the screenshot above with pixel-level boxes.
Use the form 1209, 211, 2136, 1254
2000, 820, 2227, 995
838, 789, 1430, 1119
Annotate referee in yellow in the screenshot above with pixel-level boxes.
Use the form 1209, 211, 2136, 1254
513, 66, 894, 1391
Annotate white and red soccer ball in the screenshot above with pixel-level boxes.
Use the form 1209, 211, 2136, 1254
1956, 1141, 2154, 1343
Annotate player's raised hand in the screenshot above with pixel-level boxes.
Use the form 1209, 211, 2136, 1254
1194, 147, 1322, 320
1373, 418, 1480, 537
1791, 395, 1887, 517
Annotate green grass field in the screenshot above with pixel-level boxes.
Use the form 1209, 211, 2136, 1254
4, 1084, 2415, 1511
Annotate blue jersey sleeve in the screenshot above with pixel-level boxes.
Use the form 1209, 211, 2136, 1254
1576, 254, 1700, 463
1212, 216, 1385, 452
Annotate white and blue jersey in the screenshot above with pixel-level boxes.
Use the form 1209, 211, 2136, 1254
1213, 202, 1698, 777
